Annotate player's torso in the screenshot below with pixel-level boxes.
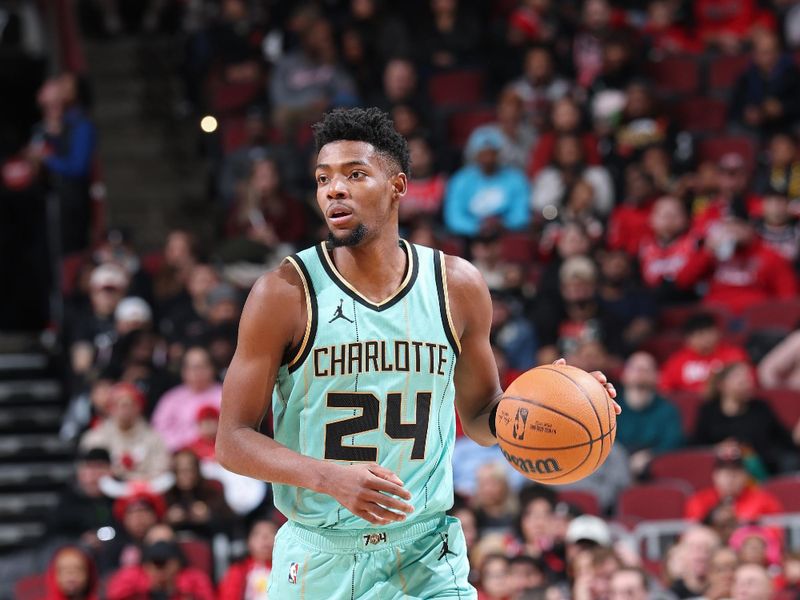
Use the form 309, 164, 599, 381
273, 240, 461, 529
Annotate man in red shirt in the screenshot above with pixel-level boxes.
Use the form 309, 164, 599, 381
685, 445, 782, 523
676, 206, 798, 315
660, 312, 749, 393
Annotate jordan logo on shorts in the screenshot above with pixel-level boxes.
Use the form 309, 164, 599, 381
288, 562, 299, 584
329, 298, 354, 323
437, 533, 456, 561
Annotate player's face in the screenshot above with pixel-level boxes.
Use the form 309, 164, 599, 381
315, 141, 405, 247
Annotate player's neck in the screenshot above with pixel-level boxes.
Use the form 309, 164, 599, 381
330, 233, 407, 303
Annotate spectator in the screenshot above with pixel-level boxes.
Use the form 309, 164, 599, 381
609, 567, 649, 600
470, 86, 538, 171
510, 45, 571, 130
659, 312, 749, 394
28, 73, 97, 253
106, 539, 215, 600
531, 133, 614, 219
731, 564, 772, 600
490, 290, 537, 372
368, 57, 425, 114
638, 195, 698, 304
515, 486, 565, 578
564, 515, 612, 563
80, 383, 170, 482
269, 15, 358, 134
163, 449, 234, 539
691, 153, 761, 237
729, 32, 800, 135
572, 0, 618, 90
159, 263, 220, 357
573, 546, 624, 600
754, 192, 800, 264
97, 486, 166, 575
472, 462, 517, 537
60, 374, 115, 443
68, 263, 129, 377
685, 444, 783, 522
506, 0, 562, 48
693, 364, 797, 473
705, 547, 739, 600
114, 297, 153, 337
729, 525, 783, 569
606, 164, 659, 256
597, 248, 657, 350
547, 179, 606, 244
758, 327, 800, 390
642, 0, 702, 55
754, 133, 800, 199
152, 346, 222, 452
443, 128, 530, 237
535, 256, 625, 365
527, 97, 601, 179
344, 0, 410, 70
587, 34, 639, 101
415, 0, 482, 70
778, 552, 800, 596
508, 555, 547, 599
615, 352, 684, 478
669, 525, 721, 598
45, 545, 99, 600
48, 448, 114, 546
151, 229, 200, 312
537, 221, 593, 300
218, 518, 277, 600
477, 553, 511, 600
399, 133, 447, 226
695, 0, 776, 53
558, 444, 632, 515
186, 405, 219, 462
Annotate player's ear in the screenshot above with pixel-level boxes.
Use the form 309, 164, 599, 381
391, 172, 407, 198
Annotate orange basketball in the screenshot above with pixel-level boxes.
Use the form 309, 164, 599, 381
496, 364, 616, 485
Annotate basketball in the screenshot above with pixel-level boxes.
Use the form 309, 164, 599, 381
496, 364, 616, 485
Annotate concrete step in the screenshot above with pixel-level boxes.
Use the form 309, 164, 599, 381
0, 462, 73, 488
0, 380, 61, 404
0, 522, 46, 547
0, 406, 63, 433
0, 434, 73, 461
0, 492, 59, 518
0, 354, 51, 381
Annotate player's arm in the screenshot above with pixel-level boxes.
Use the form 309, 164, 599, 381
216, 265, 413, 525
445, 256, 504, 447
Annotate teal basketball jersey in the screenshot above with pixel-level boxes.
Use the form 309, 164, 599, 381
272, 239, 461, 529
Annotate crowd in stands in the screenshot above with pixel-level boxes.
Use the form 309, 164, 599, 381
17, 0, 800, 598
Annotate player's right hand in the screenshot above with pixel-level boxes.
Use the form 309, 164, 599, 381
324, 463, 414, 525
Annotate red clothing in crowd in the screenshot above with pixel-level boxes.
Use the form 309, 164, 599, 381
660, 343, 750, 393
691, 195, 763, 238
675, 240, 799, 314
639, 233, 697, 288
401, 174, 447, 221
526, 132, 600, 178
685, 485, 783, 522
105, 565, 216, 600
45, 546, 99, 600
607, 202, 654, 256
642, 22, 703, 55
694, 0, 776, 42
185, 437, 216, 462
218, 557, 272, 600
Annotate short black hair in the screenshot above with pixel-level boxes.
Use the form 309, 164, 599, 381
313, 107, 410, 174
683, 312, 719, 334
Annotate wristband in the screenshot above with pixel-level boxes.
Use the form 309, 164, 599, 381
488, 403, 499, 438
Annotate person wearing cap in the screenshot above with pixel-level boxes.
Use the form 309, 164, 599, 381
565, 515, 612, 557
68, 263, 130, 376
535, 255, 625, 365
80, 382, 170, 482
676, 199, 799, 314
685, 444, 783, 523
114, 297, 153, 336
105, 539, 215, 600
48, 447, 114, 545
443, 127, 530, 237
152, 346, 222, 452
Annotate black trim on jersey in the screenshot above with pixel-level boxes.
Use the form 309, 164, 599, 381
316, 240, 419, 312
284, 254, 318, 373
433, 250, 461, 357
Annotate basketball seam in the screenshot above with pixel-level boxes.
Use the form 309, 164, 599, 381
534, 367, 606, 471
498, 423, 617, 451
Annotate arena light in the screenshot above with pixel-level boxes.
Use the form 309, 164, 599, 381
200, 115, 218, 133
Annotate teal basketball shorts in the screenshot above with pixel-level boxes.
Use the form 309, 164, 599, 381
268, 513, 477, 599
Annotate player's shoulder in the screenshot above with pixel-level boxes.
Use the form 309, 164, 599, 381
245, 260, 306, 317
442, 253, 489, 298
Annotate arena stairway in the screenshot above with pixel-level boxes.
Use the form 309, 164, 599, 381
0, 333, 71, 555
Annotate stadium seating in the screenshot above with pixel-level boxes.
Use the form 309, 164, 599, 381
428, 70, 485, 108
179, 537, 214, 575
673, 97, 728, 133
707, 54, 751, 93
657, 304, 732, 331
13, 572, 46, 600
649, 56, 701, 97
666, 391, 705, 437
499, 232, 536, 264
447, 108, 496, 147
697, 135, 758, 172
758, 388, 800, 432
558, 489, 601, 516
640, 333, 683, 365
649, 448, 716, 491
618, 482, 690, 521
763, 476, 800, 512
741, 299, 800, 335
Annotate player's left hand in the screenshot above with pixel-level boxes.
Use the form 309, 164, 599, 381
553, 358, 621, 414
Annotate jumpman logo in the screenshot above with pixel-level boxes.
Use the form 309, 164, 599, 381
437, 533, 456, 561
329, 299, 354, 324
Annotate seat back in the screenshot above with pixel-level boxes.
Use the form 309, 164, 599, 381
649, 448, 716, 491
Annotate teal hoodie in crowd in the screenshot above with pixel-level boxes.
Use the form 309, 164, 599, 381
615, 387, 684, 454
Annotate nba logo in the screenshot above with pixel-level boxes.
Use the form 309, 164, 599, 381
512, 407, 528, 440
288, 562, 299, 584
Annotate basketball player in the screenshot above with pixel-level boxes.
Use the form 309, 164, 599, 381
217, 107, 619, 599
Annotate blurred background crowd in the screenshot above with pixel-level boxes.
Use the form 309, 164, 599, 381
4, 0, 800, 598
